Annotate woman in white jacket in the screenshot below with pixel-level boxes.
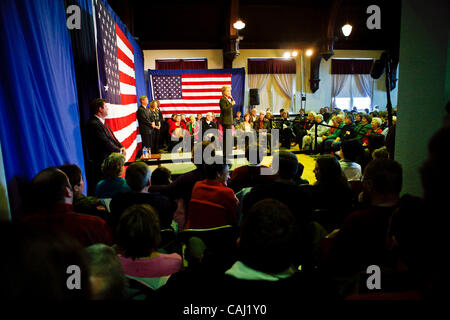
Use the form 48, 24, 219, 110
302, 114, 330, 151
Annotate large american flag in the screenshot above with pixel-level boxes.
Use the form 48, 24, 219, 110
94, 0, 139, 162
151, 74, 232, 117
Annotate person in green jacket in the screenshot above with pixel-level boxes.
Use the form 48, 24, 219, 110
354, 114, 372, 142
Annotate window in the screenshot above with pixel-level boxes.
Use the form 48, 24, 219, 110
331, 59, 374, 111
155, 58, 207, 70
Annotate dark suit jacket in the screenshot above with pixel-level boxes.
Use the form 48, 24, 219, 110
137, 105, 153, 134
253, 118, 271, 131
219, 96, 233, 126
86, 116, 123, 165
201, 119, 217, 132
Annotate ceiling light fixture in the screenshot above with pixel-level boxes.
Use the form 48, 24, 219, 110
233, 20, 246, 30
342, 23, 352, 37
305, 49, 313, 57
283, 52, 291, 58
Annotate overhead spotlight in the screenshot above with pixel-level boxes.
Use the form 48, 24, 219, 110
305, 49, 313, 57
292, 51, 298, 57
233, 20, 246, 30
283, 52, 291, 58
342, 23, 352, 37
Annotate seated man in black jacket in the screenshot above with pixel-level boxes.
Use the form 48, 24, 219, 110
110, 162, 176, 232
323, 113, 356, 153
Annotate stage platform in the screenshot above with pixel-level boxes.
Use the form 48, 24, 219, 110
128, 145, 318, 185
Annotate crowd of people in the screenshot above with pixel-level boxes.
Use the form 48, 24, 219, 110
1, 101, 445, 306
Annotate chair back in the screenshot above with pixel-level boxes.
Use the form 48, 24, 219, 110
185, 199, 234, 229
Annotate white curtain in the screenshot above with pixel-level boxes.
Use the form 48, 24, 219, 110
248, 74, 270, 90
354, 74, 373, 98
273, 74, 294, 99
331, 74, 350, 108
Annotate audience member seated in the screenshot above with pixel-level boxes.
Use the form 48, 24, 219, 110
233, 111, 243, 127
186, 115, 200, 144
116, 204, 183, 290
355, 114, 372, 142
236, 112, 254, 133
321, 114, 344, 153
84, 244, 128, 300
250, 108, 258, 122
322, 114, 356, 153
321, 159, 403, 294
228, 143, 275, 193
151, 166, 172, 186
306, 155, 353, 232
110, 162, 176, 231
302, 114, 329, 152
0, 222, 90, 299
293, 161, 309, 186
253, 111, 271, 131
372, 146, 389, 159
338, 139, 363, 182
22, 167, 113, 246
362, 117, 383, 146
168, 114, 188, 151
59, 164, 108, 221
242, 151, 326, 269
346, 195, 426, 300
96, 153, 131, 198
185, 163, 238, 229
279, 111, 294, 148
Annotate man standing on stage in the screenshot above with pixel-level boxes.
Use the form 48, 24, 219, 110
137, 96, 152, 152
86, 98, 126, 192
219, 85, 235, 161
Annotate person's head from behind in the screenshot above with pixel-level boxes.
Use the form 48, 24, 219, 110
30, 167, 73, 210
0, 222, 90, 299
314, 155, 345, 185
58, 164, 83, 195
362, 158, 402, 201
192, 141, 215, 169
151, 166, 172, 186
203, 163, 230, 186
125, 161, 151, 192
275, 151, 298, 181
372, 146, 389, 159
239, 199, 296, 274
84, 244, 127, 300
116, 204, 161, 260
367, 134, 385, 155
340, 139, 363, 162
101, 153, 126, 180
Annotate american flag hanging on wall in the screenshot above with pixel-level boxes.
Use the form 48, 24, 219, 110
94, 0, 139, 162
151, 74, 232, 117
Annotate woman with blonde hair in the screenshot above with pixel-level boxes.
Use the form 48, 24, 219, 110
96, 152, 131, 198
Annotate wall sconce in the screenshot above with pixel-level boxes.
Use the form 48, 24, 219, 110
233, 20, 245, 30
342, 23, 352, 37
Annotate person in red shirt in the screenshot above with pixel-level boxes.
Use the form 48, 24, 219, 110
186, 163, 238, 229
22, 167, 113, 247
363, 117, 383, 146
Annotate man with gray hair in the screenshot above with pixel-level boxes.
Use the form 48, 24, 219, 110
84, 244, 128, 300
110, 162, 176, 231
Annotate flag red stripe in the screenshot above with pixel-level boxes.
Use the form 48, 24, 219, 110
105, 113, 136, 132
182, 81, 231, 86
117, 47, 135, 70
121, 94, 137, 105
160, 103, 219, 107
115, 24, 134, 55
182, 88, 225, 93
120, 130, 137, 150
181, 96, 222, 100
119, 71, 136, 87
160, 110, 220, 114
182, 74, 231, 79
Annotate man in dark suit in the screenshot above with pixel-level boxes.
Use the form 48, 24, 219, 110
219, 85, 235, 161
136, 96, 152, 152
86, 98, 125, 192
